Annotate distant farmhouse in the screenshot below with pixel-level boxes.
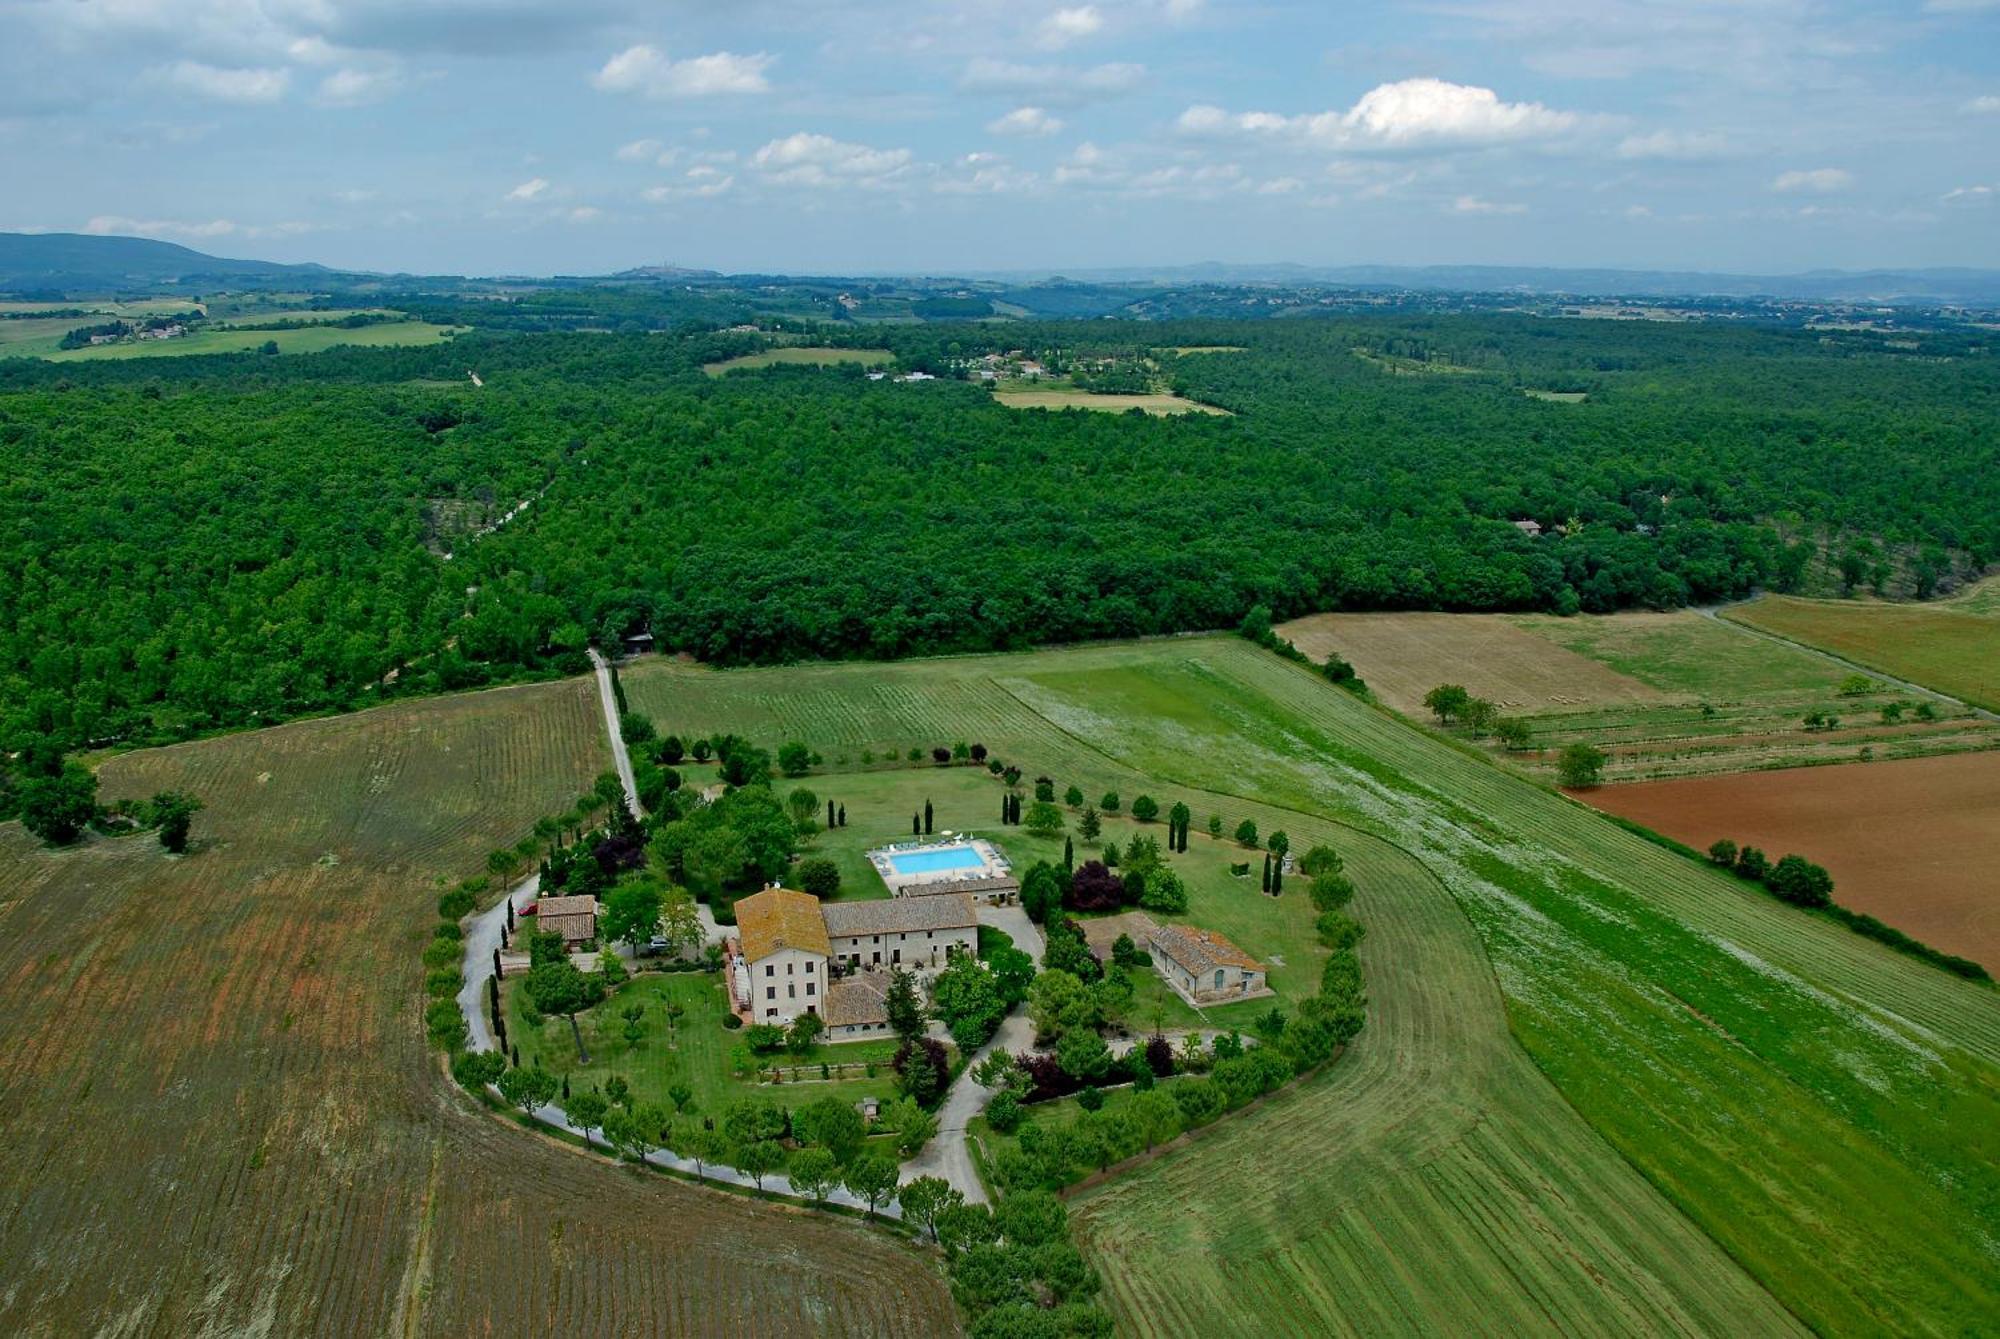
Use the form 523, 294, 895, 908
729, 886, 978, 1038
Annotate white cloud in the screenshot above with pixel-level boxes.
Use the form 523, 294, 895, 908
82, 214, 314, 240
750, 132, 912, 188
315, 66, 399, 106
1616, 129, 1729, 161
156, 61, 290, 103
1942, 184, 1994, 203
1772, 167, 1852, 193
1452, 194, 1527, 215
592, 45, 773, 99
1176, 78, 1577, 152
1257, 177, 1304, 195
616, 138, 666, 162
567, 206, 602, 222
1037, 6, 1103, 49
506, 177, 551, 201
643, 166, 735, 201
959, 58, 1143, 102
935, 153, 1041, 196
1965, 95, 2000, 113
988, 106, 1064, 136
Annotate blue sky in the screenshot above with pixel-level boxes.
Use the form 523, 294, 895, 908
2, 0, 1996, 276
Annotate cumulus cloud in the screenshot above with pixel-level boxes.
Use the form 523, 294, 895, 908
1177, 78, 1577, 152
1966, 95, 2000, 113
1037, 6, 1103, 49
750, 132, 912, 188
988, 106, 1064, 136
1772, 167, 1852, 193
1616, 129, 1729, 160
155, 60, 290, 103
616, 138, 666, 162
592, 45, 773, 98
935, 153, 1042, 196
1942, 184, 1994, 203
959, 58, 1143, 103
506, 177, 551, 201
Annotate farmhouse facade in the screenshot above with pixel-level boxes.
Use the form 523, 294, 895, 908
1149, 923, 1271, 1006
728, 886, 976, 1033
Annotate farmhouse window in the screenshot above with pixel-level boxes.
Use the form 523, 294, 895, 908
766, 987, 776, 1000
786, 962, 794, 975
805, 961, 814, 974
788, 984, 796, 999
1214, 970, 1225, 990
765, 965, 774, 977
806, 983, 816, 997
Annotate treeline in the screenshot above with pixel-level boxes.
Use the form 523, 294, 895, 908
2, 316, 1995, 756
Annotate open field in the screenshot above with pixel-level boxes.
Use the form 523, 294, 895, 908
625, 638, 2000, 1335
1166, 345, 1247, 355
1523, 387, 1588, 401
45, 319, 464, 360
0, 679, 954, 1336
1943, 573, 2000, 616
1283, 609, 2000, 782
993, 388, 1230, 415
1281, 610, 1669, 715
1726, 595, 2000, 711
702, 346, 892, 375
1582, 750, 2000, 971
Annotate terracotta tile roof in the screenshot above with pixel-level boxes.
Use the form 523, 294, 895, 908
1149, 923, 1264, 976
822, 893, 978, 939
735, 887, 829, 962
535, 895, 598, 940
825, 973, 891, 1027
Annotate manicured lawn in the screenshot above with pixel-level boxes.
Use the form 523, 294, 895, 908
504, 968, 906, 1124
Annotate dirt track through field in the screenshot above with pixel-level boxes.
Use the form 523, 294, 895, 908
1583, 750, 2000, 971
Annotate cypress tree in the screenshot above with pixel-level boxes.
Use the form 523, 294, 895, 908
1063, 835, 1074, 870
1261, 853, 1272, 893
1002, 793, 1011, 824
924, 799, 934, 834
506, 899, 515, 931
511, 1044, 520, 1068
838, 804, 846, 827
913, 812, 921, 836
492, 947, 503, 980
828, 799, 836, 829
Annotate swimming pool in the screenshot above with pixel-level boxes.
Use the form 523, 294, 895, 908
885, 844, 985, 876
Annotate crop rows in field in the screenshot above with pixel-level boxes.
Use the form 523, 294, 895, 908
0, 678, 955, 1337
1089, 640, 2000, 1335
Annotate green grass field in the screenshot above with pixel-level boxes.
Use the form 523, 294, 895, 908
702, 346, 893, 375
624, 639, 2000, 1335
1726, 595, 2000, 712
1512, 610, 1843, 698
43, 319, 463, 361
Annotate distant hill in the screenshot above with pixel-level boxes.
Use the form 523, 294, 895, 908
974, 261, 2000, 306
0, 232, 339, 292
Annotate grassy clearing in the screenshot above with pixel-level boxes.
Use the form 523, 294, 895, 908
1943, 573, 2000, 616
1513, 610, 1843, 698
702, 346, 893, 375
1166, 345, 1247, 355
45, 320, 463, 361
992, 388, 1230, 415
628, 644, 1958, 1333
0, 679, 955, 1336
505, 968, 906, 1124
1726, 595, 2000, 711
1523, 387, 1588, 402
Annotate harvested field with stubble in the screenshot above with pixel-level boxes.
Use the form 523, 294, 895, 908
625, 640, 2000, 1336
1284, 608, 2000, 782
1582, 750, 2000, 971
0, 679, 955, 1338
1279, 610, 1669, 715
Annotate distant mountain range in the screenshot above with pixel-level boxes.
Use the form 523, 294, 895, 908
4, 230, 1997, 306
974, 262, 2000, 306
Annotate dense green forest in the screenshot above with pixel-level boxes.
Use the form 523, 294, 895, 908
2, 315, 1994, 762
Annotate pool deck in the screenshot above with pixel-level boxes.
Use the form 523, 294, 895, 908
866, 835, 1015, 899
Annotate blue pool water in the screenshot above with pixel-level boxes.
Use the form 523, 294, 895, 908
887, 845, 983, 876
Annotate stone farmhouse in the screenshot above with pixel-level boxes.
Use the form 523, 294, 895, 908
729, 886, 979, 1039
1149, 923, 1271, 1006
534, 894, 599, 949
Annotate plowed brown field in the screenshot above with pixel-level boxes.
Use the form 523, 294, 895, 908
1583, 750, 2000, 970
0, 680, 955, 1337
